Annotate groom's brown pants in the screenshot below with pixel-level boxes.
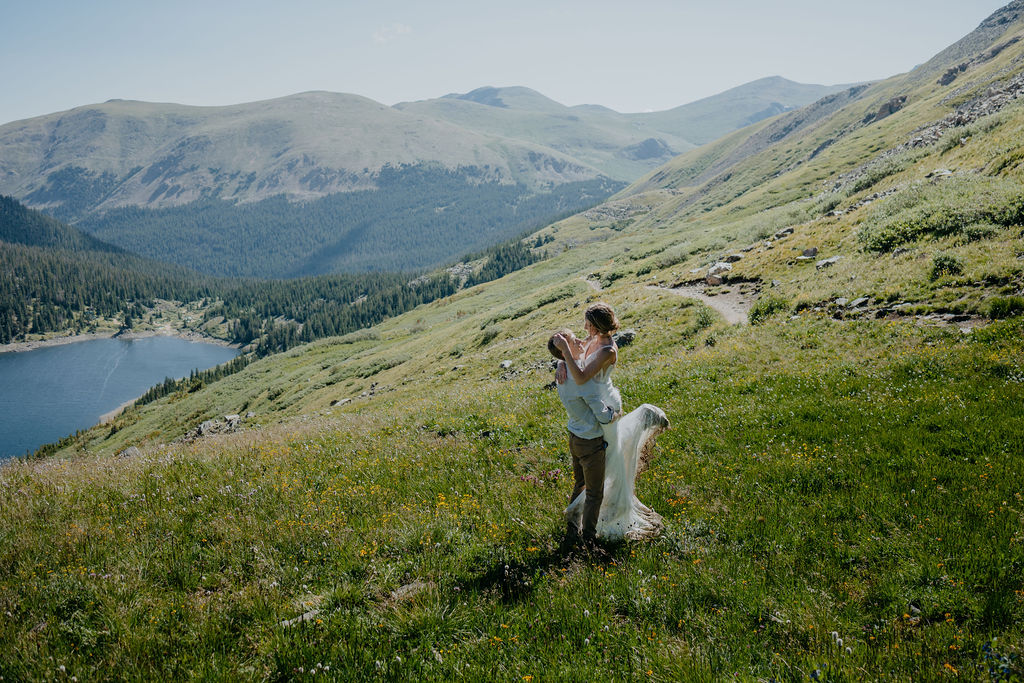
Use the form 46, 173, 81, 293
568, 432, 606, 542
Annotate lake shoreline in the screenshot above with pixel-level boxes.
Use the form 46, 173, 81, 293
0, 327, 239, 354
1, 333, 242, 460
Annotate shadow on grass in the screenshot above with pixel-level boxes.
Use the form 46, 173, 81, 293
460, 539, 631, 604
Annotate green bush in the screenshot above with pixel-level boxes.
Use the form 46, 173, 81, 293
858, 177, 1024, 252
987, 296, 1024, 319
748, 294, 790, 325
929, 253, 964, 281
478, 324, 501, 346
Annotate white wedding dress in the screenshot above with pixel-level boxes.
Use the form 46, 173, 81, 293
564, 356, 669, 541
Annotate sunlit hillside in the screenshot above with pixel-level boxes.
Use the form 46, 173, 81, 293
2, 2, 1023, 680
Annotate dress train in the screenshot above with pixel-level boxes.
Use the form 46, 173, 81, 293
565, 403, 669, 541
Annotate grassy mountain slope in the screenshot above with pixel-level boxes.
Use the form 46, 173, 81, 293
631, 75, 856, 146
0, 92, 597, 216
395, 80, 847, 180
3, 3, 1024, 679
395, 86, 696, 180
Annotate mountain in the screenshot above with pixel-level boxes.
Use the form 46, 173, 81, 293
0, 92, 605, 217
4, 3, 1024, 679
0, 79, 843, 277
630, 76, 857, 145
394, 79, 847, 179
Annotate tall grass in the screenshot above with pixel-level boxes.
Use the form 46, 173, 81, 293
2, 313, 1022, 680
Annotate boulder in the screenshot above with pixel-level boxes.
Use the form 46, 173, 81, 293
774, 227, 795, 238
116, 446, 142, 459
802, 247, 819, 257
246, 411, 256, 418
724, 253, 743, 263
850, 297, 870, 308
816, 256, 842, 270
613, 328, 636, 347
499, 360, 513, 369
198, 420, 217, 436
708, 262, 733, 276
705, 275, 724, 286
835, 298, 849, 307
330, 398, 352, 407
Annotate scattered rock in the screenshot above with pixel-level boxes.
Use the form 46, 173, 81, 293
390, 580, 430, 602
176, 415, 247, 443
724, 253, 743, 263
850, 297, 870, 308
708, 262, 733, 276
331, 398, 352, 407
116, 446, 142, 459
816, 256, 842, 270
246, 411, 256, 418
705, 275, 724, 286
499, 360, 513, 369
774, 227, 794, 238
613, 328, 636, 347
279, 609, 320, 628
835, 298, 849, 307
802, 247, 819, 257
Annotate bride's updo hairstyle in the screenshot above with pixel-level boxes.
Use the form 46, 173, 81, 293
585, 302, 619, 334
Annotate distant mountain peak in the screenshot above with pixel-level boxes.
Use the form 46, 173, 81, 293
448, 86, 510, 108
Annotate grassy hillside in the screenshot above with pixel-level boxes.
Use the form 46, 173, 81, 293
631, 76, 855, 146
3, 3, 1024, 679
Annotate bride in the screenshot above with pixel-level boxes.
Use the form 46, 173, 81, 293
552, 304, 669, 542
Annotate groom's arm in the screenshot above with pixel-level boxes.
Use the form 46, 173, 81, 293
579, 390, 619, 425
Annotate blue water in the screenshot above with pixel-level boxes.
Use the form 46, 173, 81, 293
0, 336, 239, 460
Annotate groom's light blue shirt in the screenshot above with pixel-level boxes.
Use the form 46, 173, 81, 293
556, 368, 615, 440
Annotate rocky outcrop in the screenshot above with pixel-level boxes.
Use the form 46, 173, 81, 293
864, 96, 908, 124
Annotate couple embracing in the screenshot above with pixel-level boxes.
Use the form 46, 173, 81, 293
547, 302, 669, 553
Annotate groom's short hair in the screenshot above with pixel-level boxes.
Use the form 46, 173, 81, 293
547, 328, 574, 360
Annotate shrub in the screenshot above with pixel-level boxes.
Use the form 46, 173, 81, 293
959, 223, 999, 243
850, 157, 907, 194
929, 253, 964, 281
479, 325, 501, 346
858, 176, 1024, 252
749, 294, 790, 325
987, 296, 1024, 319
695, 305, 715, 330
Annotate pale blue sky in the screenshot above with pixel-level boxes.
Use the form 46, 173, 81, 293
0, 0, 1010, 125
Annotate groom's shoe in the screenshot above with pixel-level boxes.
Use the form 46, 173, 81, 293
558, 529, 583, 556
581, 536, 610, 561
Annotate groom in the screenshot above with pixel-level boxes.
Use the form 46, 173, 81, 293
547, 329, 617, 551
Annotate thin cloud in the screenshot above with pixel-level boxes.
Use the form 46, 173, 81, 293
373, 23, 412, 45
